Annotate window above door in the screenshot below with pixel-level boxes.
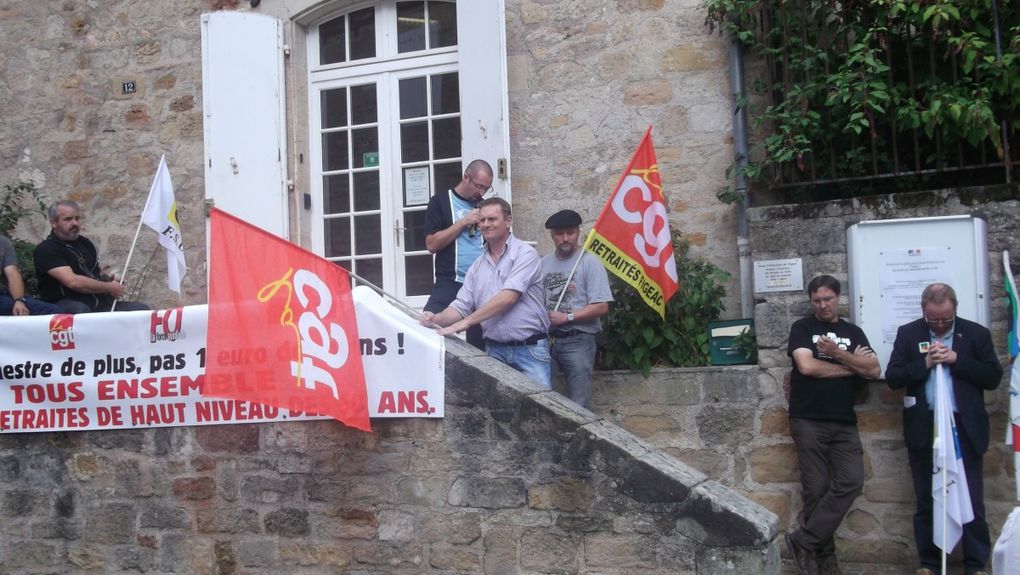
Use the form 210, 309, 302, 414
310, 1, 458, 73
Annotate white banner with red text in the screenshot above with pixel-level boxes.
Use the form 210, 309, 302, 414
0, 287, 444, 433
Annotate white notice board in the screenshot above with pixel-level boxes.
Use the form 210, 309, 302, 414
846, 215, 989, 372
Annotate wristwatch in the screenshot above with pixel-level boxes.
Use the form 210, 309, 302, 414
13, 297, 26, 306
566, 312, 575, 322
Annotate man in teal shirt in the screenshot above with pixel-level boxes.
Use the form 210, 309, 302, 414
423, 159, 493, 349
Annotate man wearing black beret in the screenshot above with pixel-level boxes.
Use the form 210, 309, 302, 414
541, 209, 613, 408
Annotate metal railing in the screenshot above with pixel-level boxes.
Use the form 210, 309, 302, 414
751, 0, 1017, 199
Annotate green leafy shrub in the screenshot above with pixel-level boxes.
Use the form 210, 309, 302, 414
598, 232, 729, 375
730, 325, 758, 364
0, 181, 48, 296
703, 0, 1020, 199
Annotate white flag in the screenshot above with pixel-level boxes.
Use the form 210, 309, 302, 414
140, 155, 186, 293
933, 364, 974, 552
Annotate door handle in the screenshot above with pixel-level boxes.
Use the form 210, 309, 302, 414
394, 219, 405, 247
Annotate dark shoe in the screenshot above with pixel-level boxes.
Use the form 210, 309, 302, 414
817, 554, 843, 575
785, 531, 812, 575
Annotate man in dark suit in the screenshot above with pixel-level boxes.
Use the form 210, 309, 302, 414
886, 283, 1002, 575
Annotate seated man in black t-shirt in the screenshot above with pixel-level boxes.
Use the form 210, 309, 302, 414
33, 200, 150, 314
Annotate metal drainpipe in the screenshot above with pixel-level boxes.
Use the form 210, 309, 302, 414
991, 0, 1012, 183
728, 21, 754, 319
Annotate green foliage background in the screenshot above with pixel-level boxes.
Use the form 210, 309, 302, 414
598, 232, 729, 374
0, 181, 48, 296
704, 0, 1020, 199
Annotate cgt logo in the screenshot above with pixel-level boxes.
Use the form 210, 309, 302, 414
49, 314, 76, 350
259, 268, 350, 401
611, 174, 679, 284
150, 308, 184, 343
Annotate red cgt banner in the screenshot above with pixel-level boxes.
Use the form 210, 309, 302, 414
205, 209, 370, 432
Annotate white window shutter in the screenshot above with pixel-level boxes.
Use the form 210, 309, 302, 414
456, 1, 511, 201
201, 12, 289, 238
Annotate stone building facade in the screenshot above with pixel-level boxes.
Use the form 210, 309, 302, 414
0, 0, 740, 313
4, 2, 1020, 573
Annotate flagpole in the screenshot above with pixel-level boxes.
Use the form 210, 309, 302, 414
345, 269, 425, 321
551, 229, 595, 312
940, 365, 948, 574
113, 155, 166, 312
116, 211, 150, 308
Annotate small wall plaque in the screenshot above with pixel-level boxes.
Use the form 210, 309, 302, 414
753, 258, 804, 293
122, 81, 136, 94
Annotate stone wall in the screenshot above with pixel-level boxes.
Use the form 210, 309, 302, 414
0, 0, 743, 315
502, 0, 740, 315
0, 1, 209, 310
588, 186, 1020, 573
592, 368, 931, 573
0, 337, 778, 574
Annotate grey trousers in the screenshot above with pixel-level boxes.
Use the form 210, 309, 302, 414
789, 417, 865, 556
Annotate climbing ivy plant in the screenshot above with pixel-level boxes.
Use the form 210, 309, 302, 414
704, 0, 1020, 199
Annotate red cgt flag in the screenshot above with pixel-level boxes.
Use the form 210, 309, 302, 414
205, 208, 370, 432
585, 127, 679, 318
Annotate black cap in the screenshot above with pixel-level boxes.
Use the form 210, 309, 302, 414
544, 209, 582, 229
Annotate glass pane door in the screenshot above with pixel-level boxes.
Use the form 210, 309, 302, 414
319, 83, 383, 288
309, 2, 462, 305
395, 68, 461, 301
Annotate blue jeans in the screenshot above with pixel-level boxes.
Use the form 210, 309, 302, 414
550, 332, 597, 408
0, 294, 62, 316
485, 338, 551, 389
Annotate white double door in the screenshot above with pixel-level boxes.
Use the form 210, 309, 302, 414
310, 59, 462, 308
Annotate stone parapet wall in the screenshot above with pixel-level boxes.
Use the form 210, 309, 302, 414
590, 185, 1020, 573
0, 338, 778, 574
592, 364, 1015, 572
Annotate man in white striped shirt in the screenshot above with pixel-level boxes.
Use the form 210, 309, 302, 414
421, 197, 551, 387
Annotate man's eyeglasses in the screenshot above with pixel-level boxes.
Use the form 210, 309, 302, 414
924, 315, 955, 326
810, 295, 837, 306
468, 175, 492, 194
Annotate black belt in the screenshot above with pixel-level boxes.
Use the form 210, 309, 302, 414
549, 329, 583, 338
484, 334, 545, 347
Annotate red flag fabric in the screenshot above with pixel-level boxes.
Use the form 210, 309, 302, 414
586, 127, 679, 318
205, 208, 370, 432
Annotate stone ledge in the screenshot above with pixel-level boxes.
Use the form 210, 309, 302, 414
678, 480, 778, 547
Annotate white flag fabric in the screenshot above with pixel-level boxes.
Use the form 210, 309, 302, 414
993, 506, 1020, 575
933, 363, 974, 552
140, 155, 186, 293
